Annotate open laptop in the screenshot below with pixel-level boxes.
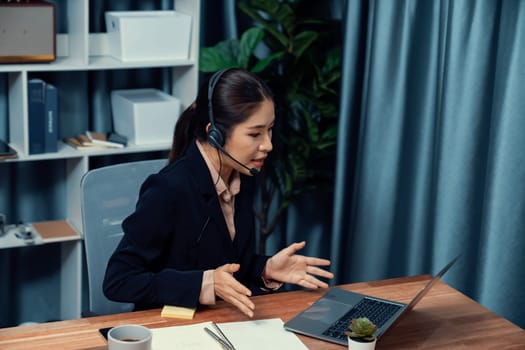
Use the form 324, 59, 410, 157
284, 255, 460, 346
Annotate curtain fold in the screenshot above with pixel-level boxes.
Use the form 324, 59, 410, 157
333, 0, 525, 328
331, 0, 368, 280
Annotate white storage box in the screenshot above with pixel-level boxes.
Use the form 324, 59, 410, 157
111, 89, 180, 145
105, 11, 192, 62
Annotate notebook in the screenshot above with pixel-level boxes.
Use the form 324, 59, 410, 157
283, 255, 460, 346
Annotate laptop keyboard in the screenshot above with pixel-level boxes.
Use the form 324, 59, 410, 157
322, 298, 403, 341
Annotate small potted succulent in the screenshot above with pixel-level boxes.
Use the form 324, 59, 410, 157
345, 317, 378, 350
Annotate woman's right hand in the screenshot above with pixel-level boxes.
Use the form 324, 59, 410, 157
214, 263, 255, 317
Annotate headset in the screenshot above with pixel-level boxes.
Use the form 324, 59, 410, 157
207, 69, 259, 176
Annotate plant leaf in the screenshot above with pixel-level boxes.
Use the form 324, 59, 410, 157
199, 40, 240, 72
251, 51, 285, 73
291, 31, 319, 58
249, 0, 296, 35
239, 28, 264, 69
238, 2, 289, 48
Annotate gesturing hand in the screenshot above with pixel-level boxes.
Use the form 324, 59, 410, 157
264, 241, 334, 289
214, 263, 255, 317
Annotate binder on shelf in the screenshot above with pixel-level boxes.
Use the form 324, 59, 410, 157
28, 79, 46, 154
28, 79, 58, 154
44, 83, 58, 153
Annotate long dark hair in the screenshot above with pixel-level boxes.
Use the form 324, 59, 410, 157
168, 68, 274, 163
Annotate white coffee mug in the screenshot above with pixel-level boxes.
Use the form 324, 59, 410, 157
108, 324, 152, 350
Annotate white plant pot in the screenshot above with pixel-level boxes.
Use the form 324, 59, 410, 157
347, 336, 377, 350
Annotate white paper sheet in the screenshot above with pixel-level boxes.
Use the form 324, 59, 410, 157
151, 318, 308, 350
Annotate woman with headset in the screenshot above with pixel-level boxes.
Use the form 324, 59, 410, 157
103, 68, 334, 317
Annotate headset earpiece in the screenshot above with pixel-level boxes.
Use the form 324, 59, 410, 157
207, 69, 230, 148
207, 126, 224, 148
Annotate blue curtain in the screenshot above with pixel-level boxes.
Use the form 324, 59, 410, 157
332, 0, 525, 328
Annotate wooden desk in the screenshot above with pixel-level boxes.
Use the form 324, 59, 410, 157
0, 275, 523, 349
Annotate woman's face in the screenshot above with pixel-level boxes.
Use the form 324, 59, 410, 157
223, 99, 275, 175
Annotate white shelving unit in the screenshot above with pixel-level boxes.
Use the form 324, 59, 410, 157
0, 0, 200, 321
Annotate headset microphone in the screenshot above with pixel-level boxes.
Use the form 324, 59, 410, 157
209, 138, 259, 176
207, 69, 259, 176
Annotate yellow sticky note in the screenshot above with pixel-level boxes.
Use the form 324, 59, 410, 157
161, 305, 196, 319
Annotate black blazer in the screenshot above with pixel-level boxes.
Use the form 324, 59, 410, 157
103, 141, 270, 310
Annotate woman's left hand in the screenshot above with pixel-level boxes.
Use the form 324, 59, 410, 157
264, 241, 334, 289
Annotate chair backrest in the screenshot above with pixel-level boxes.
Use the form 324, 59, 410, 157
80, 158, 166, 316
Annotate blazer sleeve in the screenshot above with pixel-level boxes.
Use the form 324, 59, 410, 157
103, 172, 204, 309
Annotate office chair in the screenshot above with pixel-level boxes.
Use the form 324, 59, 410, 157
80, 158, 166, 316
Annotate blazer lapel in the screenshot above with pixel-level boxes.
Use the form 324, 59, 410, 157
233, 174, 255, 245
186, 142, 231, 241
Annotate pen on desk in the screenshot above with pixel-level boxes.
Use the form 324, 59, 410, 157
204, 326, 232, 350
211, 322, 236, 350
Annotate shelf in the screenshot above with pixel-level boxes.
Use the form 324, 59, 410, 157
0, 141, 171, 163
33, 220, 81, 243
0, 220, 81, 250
0, 57, 195, 73
87, 56, 195, 70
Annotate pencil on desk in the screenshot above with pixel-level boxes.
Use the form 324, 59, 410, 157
212, 322, 236, 350
204, 326, 232, 350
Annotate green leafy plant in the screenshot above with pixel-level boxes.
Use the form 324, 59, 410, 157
200, 0, 341, 253
345, 317, 378, 342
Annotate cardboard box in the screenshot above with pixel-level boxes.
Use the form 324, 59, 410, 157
105, 11, 192, 62
111, 89, 180, 145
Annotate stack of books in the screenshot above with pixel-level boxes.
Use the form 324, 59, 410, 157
64, 131, 127, 151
